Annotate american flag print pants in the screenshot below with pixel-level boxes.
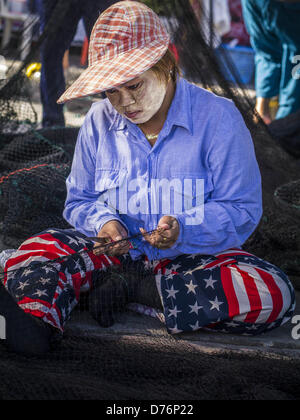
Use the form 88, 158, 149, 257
2, 228, 296, 336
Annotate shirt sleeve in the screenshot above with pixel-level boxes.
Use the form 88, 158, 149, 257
173, 102, 263, 255
63, 118, 128, 237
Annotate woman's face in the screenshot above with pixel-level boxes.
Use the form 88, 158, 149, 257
105, 69, 168, 124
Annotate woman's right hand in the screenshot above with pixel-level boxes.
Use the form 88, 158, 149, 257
93, 220, 131, 257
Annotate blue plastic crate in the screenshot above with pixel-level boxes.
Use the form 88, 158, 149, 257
215, 44, 255, 85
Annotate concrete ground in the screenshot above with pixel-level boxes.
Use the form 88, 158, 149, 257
1, 58, 300, 361
67, 293, 300, 359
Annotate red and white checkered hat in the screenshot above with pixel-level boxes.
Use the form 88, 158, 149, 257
57, 1, 170, 104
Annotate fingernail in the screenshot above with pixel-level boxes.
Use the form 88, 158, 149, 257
115, 236, 122, 241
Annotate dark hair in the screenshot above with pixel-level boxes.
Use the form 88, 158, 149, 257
150, 48, 180, 84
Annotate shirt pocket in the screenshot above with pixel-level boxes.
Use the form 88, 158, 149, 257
95, 168, 128, 212
95, 168, 128, 192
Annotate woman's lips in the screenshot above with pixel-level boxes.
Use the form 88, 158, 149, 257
125, 111, 141, 119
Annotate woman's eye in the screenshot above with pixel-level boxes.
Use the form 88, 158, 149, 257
107, 88, 117, 94
127, 83, 141, 91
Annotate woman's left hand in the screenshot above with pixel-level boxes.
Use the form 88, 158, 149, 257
140, 216, 180, 250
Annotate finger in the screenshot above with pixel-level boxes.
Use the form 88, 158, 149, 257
106, 242, 131, 256
157, 231, 172, 242
93, 236, 110, 243
93, 236, 110, 254
112, 226, 128, 242
115, 244, 131, 256
94, 242, 128, 256
101, 223, 127, 240
107, 233, 131, 252
139, 227, 147, 236
159, 220, 179, 242
112, 242, 131, 255
93, 236, 126, 255
157, 223, 170, 231
140, 227, 172, 249
148, 231, 164, 246
97, 226, 128, 250
144, 233, 168, 249
139, 227, 153, 242
155, 229, 174, 244
155, 229, 176, 248
119, 226, 129, 239
93, 244, 109, 255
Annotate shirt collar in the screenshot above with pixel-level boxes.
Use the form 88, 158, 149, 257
109, 110, 126, 131
108, 77, 193, 135
166, 77, 193, 135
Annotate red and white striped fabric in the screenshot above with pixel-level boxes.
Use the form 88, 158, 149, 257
202, 249, 292, 325
1, 230, 295, 335
2, 229, 121, 331
57, 1, 170, 104
220, 261, 291, 325
152, 249, 295, 335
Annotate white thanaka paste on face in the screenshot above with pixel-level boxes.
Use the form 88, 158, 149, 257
106, 69, 168, 125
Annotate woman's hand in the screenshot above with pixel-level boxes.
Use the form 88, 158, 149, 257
140, 216, 180, 250
93, 220, 131, 257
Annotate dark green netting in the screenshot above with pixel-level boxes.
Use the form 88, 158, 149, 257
1, 334, 300, 401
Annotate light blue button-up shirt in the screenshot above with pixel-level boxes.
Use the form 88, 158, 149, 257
64, 78, 262, 261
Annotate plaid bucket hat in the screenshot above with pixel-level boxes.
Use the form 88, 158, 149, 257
57, 1, 170, 104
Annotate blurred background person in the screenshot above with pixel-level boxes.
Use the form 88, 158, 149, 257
190, 0, 231, 48
35, 0, 116, 128
241, 0, 300, 124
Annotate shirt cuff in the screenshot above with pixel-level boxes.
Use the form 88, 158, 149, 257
95, 215, 129, 236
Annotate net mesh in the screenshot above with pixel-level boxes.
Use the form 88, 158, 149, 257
1, 334, 300, 401
0, 0, 300, 400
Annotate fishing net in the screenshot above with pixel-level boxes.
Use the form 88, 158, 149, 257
1, 334, 300, 401
0, 127, 78, 245
0, 0, 300, 401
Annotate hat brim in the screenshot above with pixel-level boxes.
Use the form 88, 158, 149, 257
57, 40, 169, 104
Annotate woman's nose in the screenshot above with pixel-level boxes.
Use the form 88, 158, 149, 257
119, 90, 136, 107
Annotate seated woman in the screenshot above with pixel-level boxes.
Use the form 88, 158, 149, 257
0, 1, 295, 355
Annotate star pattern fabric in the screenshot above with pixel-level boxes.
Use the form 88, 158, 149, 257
2, 229, 296, 336
3, 228, 122, 331
155, 250, 295, 335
